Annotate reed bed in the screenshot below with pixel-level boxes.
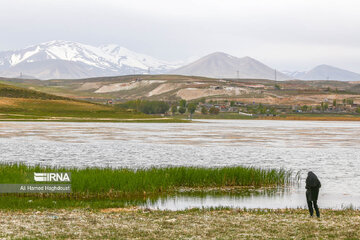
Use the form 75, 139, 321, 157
0, 164, 292, 195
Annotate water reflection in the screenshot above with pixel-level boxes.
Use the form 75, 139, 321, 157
142, 187, 359, 210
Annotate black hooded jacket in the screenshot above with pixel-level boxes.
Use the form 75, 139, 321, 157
305, 171, 321, 201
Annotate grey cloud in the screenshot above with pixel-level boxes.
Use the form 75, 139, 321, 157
1, 0, 360, 72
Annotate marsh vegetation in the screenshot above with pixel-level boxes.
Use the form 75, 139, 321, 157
0, 164, 292, 209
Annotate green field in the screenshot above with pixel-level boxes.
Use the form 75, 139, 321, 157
0, 82, 185, 122
0, 164, 292, 209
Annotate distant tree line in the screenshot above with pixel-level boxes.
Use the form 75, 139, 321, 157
117, 99, 169, 114
117, 97, 224, 116
170, 99, 199, 116
246, 104, 276, 115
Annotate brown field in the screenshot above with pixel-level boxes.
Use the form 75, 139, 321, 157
3, 75, 360, 105
0, 97, 108, 109
0, 208, 359, 239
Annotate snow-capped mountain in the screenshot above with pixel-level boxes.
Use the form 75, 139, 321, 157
282, 65, 360, 81
0, 40, 179, 79
170, 52, 290, 80
99, 44, 173, 73
3, 41, 359, 81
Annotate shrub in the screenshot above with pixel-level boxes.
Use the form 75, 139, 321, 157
187, 103, 197, 115
201, 107, 208, 115
118, 100, 169, 114
171, 105, 177, 114
178, 106, 186, 114
179, 99, 187, 108
209, 106, 220, 115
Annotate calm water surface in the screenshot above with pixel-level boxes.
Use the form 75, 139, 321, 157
0, 120, 359, 209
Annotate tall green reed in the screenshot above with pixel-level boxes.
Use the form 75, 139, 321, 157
0, 164, 292, 195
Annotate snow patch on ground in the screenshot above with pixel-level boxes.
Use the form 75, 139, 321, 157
177, 87, 247, 100
95, 80, 165, 93
148, 83, 185, 96
77, 82, 103, 91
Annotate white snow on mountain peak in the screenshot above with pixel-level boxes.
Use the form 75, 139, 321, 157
9, 46, 41, 66
2, 41, 360, 81
0, 40, 179, 79
99, 44, 175, 70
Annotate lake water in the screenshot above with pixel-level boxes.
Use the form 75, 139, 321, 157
1, 120, 359, 210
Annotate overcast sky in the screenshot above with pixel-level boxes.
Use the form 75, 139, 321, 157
1, 0, 360, 72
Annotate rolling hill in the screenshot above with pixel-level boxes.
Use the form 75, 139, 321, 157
2, 74, 360, 106
0, 81, 162, 121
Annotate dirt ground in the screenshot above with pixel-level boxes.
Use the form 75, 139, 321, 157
0, 208, 359, 239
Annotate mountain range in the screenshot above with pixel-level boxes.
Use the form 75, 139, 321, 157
0, 40, 179, 79
283, 65, 360, 81
170, 52, 289, 80
0, 40, 360, 81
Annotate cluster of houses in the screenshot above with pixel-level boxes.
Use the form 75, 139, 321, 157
198, 99, 360, 115
292, 103, 360, 113
105, 96, 360, 116
198, 101, 258, 115
198, 102, 240, 113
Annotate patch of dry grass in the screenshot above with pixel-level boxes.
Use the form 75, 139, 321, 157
0, 208, 359, 239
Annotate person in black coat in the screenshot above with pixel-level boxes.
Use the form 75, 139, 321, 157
305, 171, 321, 217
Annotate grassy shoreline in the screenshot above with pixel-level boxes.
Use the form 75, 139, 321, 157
0, 117, 189, 123
3, 114, 360, 122
4, 115, 360, 122
0, 208, 359, 239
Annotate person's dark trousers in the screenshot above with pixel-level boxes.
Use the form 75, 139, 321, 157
307, 200, 320, 217
306, 190, 320, 217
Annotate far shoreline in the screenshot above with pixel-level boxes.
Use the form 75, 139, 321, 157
3, 116, 360, 122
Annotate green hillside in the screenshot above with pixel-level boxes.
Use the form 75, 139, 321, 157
0, 82, 72, 100
0, 82, 180, 122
